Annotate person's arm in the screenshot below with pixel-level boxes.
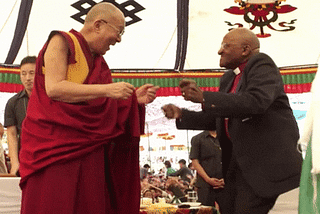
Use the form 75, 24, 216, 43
177, 109, 217, 130
191, 159, 210, 182
169, 168, 181, 177
7, 126, 19, 175
181, 55, 283, 118
162, 104, 216, 131
44, 34, 135, 103
0, 143, 7, 174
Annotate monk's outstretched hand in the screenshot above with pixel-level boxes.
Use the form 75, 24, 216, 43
106, 82, 135, 100
136, 84, 159, 104
162, 104, 182, 119
179, 79, 204, 103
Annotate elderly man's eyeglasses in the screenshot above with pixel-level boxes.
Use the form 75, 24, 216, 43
100, 19, 125, 37
220, 43, 259, 51
220, 43, 240, 50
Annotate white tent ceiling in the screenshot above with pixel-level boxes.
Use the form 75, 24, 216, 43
0, 0, 320, 69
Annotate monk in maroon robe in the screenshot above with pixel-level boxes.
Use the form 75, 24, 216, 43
19, 3, 158, 214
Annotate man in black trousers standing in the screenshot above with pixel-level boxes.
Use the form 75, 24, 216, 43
190, 129, 225, 209
162, 28, 302, 214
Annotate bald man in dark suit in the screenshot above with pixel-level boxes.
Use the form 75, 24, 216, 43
162, 28, 302, 214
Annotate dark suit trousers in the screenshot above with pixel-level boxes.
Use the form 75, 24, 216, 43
222, 156, 279, 214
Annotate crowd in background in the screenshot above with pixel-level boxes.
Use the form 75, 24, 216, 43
140, 159, 196, 204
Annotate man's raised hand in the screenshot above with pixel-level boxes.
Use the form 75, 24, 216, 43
179, 79, 204, 103
162, 104, 182, 119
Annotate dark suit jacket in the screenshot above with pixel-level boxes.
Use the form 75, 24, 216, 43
176, 53, 302, 197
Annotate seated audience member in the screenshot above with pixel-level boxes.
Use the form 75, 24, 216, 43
0, 123, 7, 174
141, 177, 172, 203
140, 164, 151, 179
141, 178, 150, 192
188, 162, 196, 177
164, 160, 176, 176
169, 159, 193, 183
166, 177, 188, 203
159, 168, 164, 174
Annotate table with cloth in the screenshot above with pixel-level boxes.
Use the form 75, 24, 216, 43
140, 205, 218, 214
0, 177, 218, 214
0, 177, 21, 214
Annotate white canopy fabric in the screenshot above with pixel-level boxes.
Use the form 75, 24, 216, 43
0, 0, 320, 69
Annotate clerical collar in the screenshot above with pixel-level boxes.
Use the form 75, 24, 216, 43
233, 61, 247, 75
233, 68, 241, 75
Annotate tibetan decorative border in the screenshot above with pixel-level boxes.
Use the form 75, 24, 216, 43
0, 64, 317, 95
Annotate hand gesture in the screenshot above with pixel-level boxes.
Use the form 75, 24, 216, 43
162, 104, 182, 119
179, 79, 204, 103
136, 84, 160, 104
206, 178, 225, 189
107, 82, 135, 100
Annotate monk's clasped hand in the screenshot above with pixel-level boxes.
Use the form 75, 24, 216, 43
136, 84, 160, 104
179, 79, 204, 103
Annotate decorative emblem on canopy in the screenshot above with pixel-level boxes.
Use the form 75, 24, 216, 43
71, 0, 145, 26
224, 0, 297, 38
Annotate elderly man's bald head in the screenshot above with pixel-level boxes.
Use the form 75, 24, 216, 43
85, 3, 125, 24
218, 28, 260, 69
80, 3, 125, 55
227, 28, 260, 51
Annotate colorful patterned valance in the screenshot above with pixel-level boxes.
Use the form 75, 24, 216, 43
112, 66, 317, 95
0, 64, 317, 95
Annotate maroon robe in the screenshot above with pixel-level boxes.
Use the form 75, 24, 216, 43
20, 29, 144, 214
